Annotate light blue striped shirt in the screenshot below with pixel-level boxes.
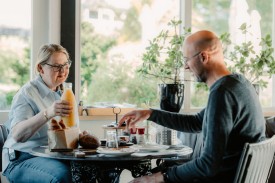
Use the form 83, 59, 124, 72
2, 76, 62, 171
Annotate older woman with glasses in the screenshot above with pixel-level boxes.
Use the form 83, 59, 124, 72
2, 44, 74, 182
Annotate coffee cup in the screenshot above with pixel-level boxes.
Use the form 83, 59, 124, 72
100, 139, 107, 146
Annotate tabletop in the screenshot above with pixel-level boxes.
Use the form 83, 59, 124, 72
30, 145, 192, 160
30, 145, 193, 183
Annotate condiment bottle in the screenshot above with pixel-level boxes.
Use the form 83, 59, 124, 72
130, 128, 137, 144
78, 101, 83, 116
137, 127, 145, 145
61, 82, 78, 127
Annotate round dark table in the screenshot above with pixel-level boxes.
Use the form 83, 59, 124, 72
30, 146, 192, 183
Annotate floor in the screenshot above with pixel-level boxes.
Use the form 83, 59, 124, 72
119, 160, 157, 183
120, 170, 134, 183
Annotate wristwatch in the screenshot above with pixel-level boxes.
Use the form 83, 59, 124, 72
43, 110, 49, 121
162, 169, 170, 183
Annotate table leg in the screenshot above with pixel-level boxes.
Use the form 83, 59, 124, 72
95, 160, 151, 183
96, 167, 123, 183
70, 160, 151, 183
130, 160, 151, 178
70, 161, 97, 183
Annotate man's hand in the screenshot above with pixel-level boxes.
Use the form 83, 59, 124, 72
118, 109, 152, 129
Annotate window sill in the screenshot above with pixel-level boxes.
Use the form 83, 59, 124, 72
79, 110, 275, 122
79, 115, 123, 121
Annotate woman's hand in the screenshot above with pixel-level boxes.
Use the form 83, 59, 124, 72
46, 100, 73, 119
12, 100, 72, 143
118, 109, 152, 129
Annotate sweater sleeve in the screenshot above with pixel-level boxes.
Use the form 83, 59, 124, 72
148, 109, 204, 133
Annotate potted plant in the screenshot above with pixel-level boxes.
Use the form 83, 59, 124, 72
220, 23, 275, 93
137, 19, 191, 112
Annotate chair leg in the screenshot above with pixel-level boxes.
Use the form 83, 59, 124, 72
268, 164, 275, 183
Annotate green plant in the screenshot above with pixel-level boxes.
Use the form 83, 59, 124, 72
220, 23, 275, 89
137, 19, 191, 84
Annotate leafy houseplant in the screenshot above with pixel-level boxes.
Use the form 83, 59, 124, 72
137, 19, 190, 112
220, 23, 275, 90
137, 19, 191, 145
138, 19, 191, 84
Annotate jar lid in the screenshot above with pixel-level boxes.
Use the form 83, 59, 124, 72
137, 127, 145, 134
130, 128, 137, 134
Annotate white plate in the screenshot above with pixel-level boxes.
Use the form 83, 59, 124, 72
136, 145, 170, 152
96, 148, 135, 157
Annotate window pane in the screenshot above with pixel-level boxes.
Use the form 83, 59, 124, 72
192, 0, 273, 108
0, 0, 31, 110
80, 0, 179, 107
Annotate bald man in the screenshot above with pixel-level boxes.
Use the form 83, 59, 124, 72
118, 30, 266, 183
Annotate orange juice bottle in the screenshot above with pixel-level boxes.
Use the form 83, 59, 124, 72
61, 82, 79, 127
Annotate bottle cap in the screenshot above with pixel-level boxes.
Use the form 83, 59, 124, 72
137, 127, 145, 135
130, 128, 137, 134
63, 82, 72, 89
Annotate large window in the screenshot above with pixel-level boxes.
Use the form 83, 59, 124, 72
79, 0, 275, 111
0, 0, 274, 116
190, 0, 274, 108
80, 0, 180, 108
0, 0, 31, 110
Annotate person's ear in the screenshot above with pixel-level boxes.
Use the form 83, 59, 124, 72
199, 51, 209, 63
37, 64, 44, 74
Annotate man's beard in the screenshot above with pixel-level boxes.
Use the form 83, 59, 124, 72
195, 73, 206, 83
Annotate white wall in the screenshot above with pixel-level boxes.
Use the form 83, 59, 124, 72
0, 112, 114, 140
79, 120, 114, 139
31, 0, 61, 79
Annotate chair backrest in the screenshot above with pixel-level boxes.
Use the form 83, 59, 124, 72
0, 124, 9, 172
234, 135, 275, 183
266, 116, 275, 138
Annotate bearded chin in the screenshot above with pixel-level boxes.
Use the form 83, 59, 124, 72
196, 75, 206, 83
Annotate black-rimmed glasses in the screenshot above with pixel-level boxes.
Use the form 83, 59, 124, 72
183, 51, 201, 65
44, 60, 72, 72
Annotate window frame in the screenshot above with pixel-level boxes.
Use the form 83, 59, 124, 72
1, 0, 275, 118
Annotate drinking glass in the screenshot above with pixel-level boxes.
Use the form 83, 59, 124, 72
106, 131, 118, 148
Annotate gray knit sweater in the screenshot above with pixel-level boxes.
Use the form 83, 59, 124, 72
148, 74, 266, 183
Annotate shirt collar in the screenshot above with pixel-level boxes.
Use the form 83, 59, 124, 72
35, 75, 62, 98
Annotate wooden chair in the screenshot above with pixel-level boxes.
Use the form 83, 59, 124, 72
234, 135, 275, 183
265, 116, 275, 183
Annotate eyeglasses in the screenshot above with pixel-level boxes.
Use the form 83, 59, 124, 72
183, 51, 201, 65
44, 60, 72, 72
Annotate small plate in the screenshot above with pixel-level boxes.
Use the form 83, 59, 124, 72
96, 148, 136, 157
168, 144, 188, 150
78, 149, 98, 155
136, 145, 170, 152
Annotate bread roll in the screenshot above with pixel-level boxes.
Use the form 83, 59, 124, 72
50, 119, 61, 130
79, 134, 100, 149
59, 119, 67, 129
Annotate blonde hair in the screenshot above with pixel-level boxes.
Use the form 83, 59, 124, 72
35, 44, 70, 74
